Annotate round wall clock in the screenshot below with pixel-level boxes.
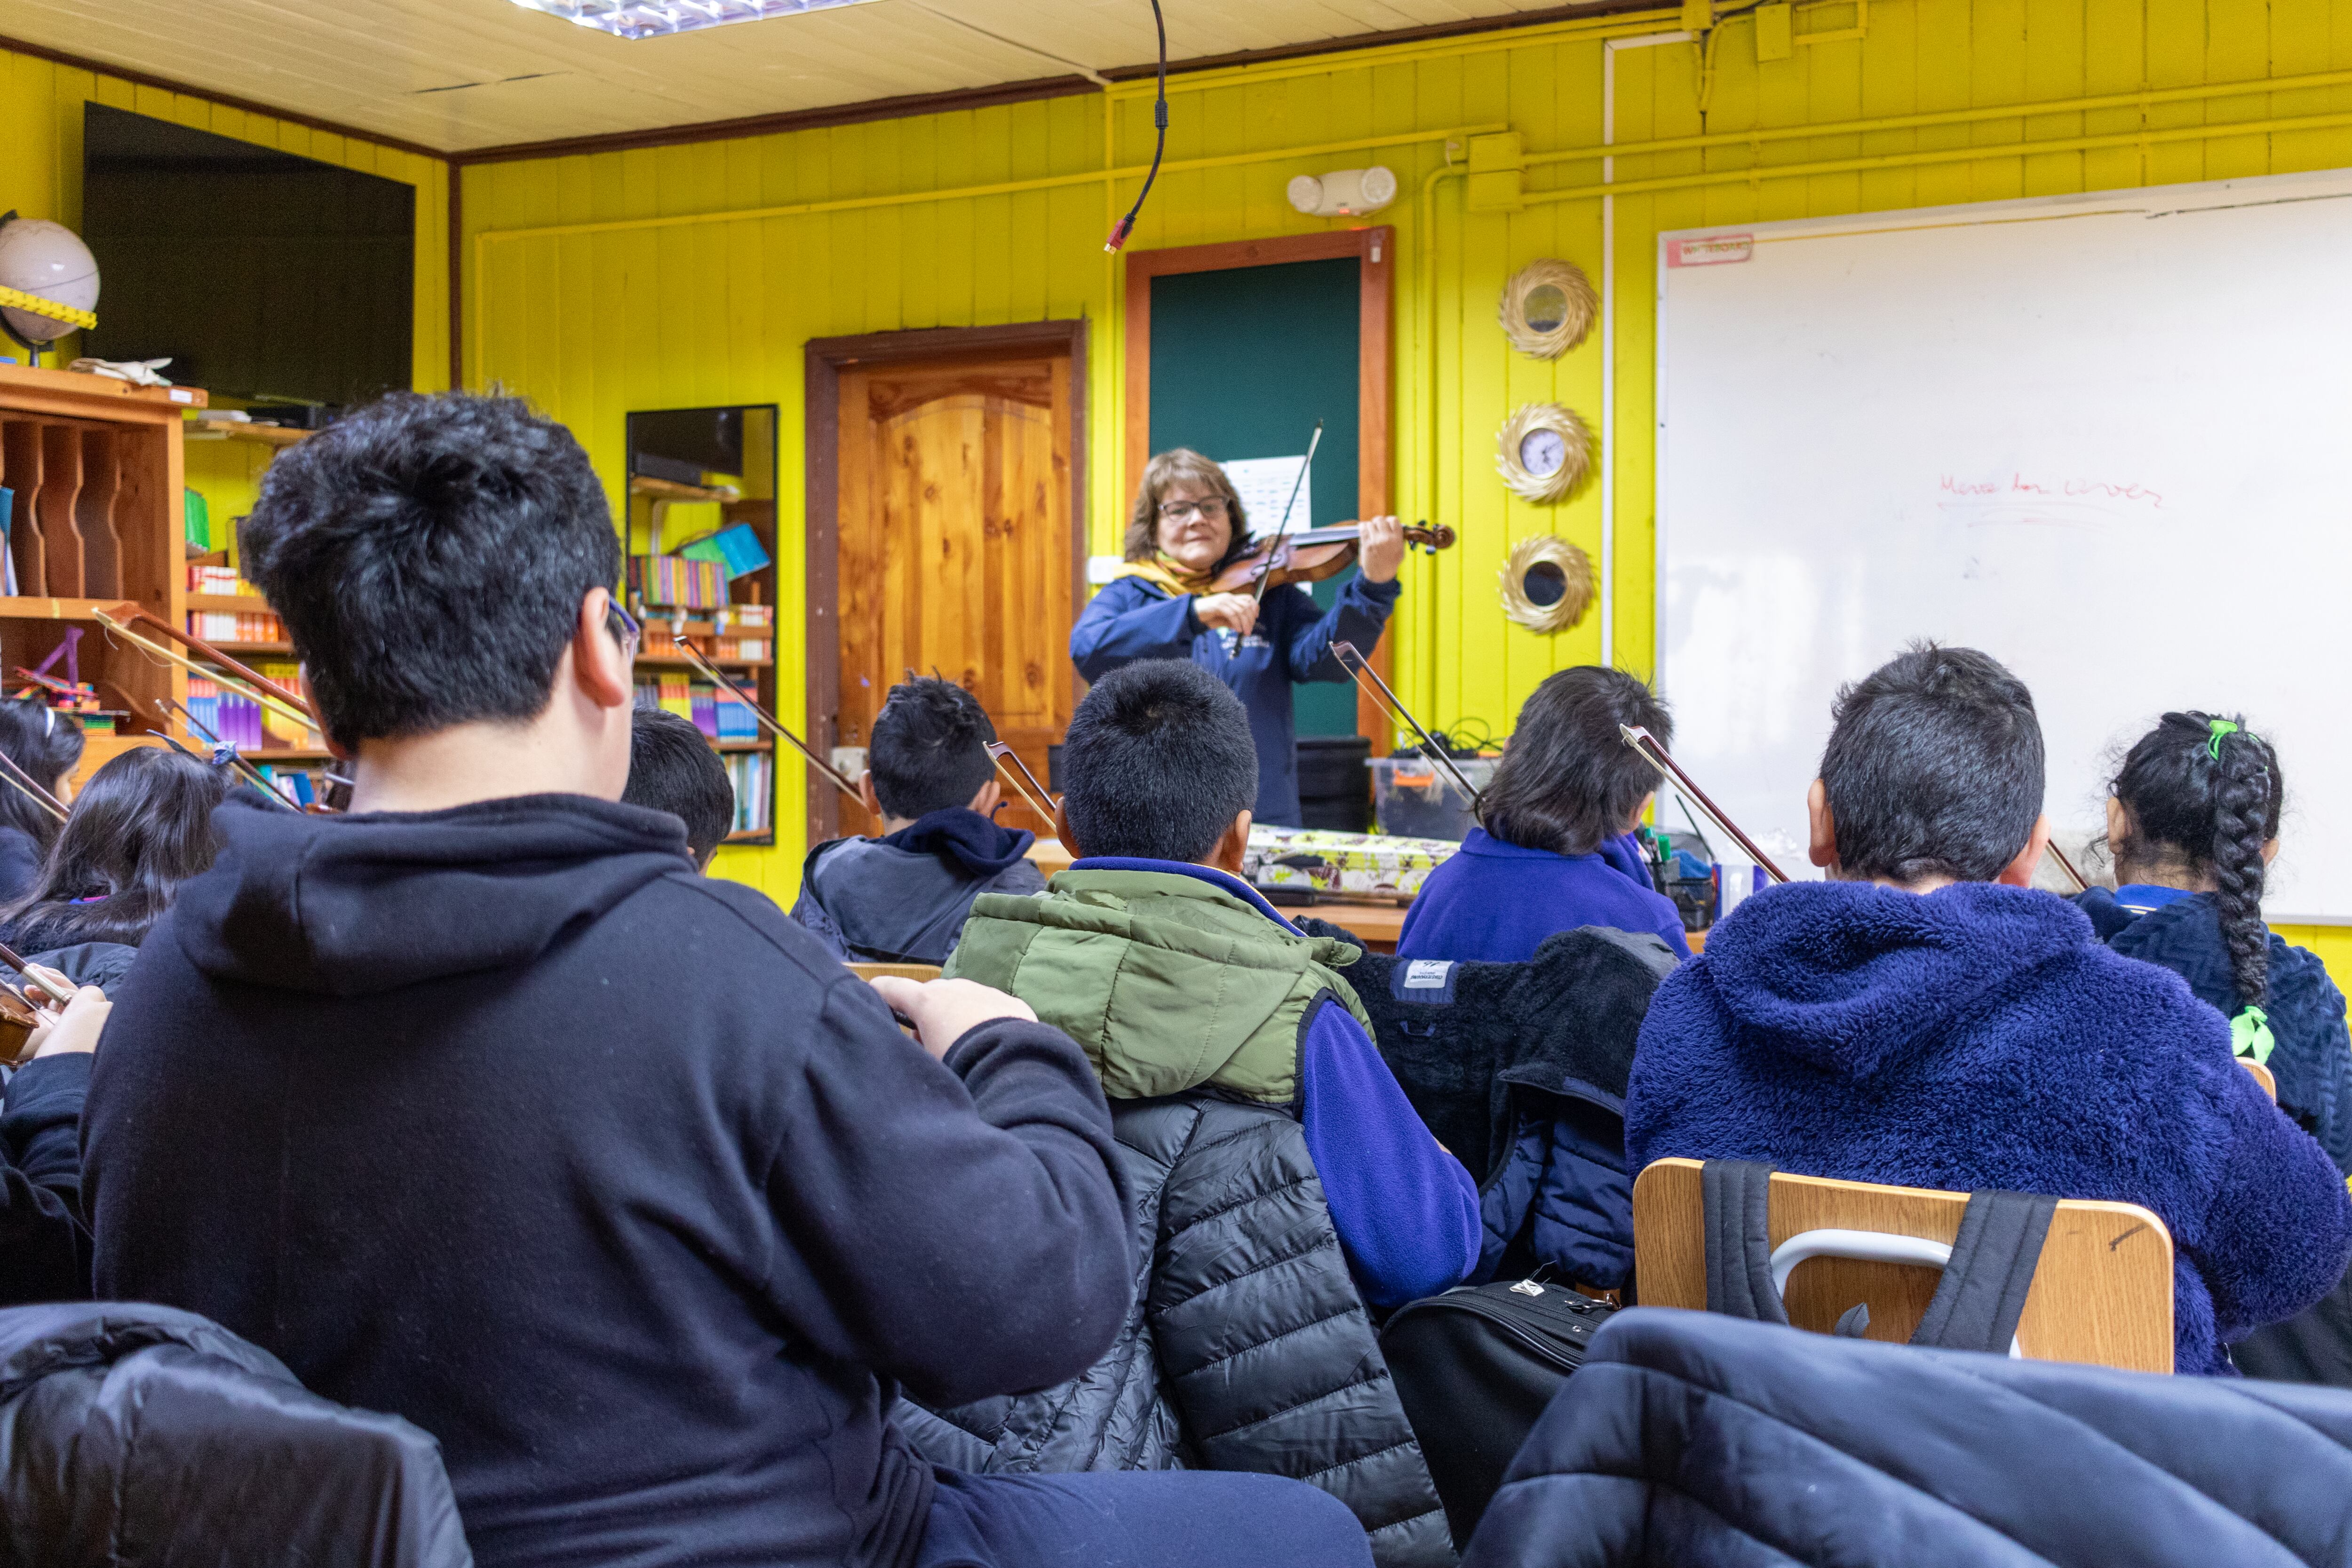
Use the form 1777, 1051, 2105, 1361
1495, 402, 1594, 503
1498, 258, 1598, 359
1499, 534, 1596, 634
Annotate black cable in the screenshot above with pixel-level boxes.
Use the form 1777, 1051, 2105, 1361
1103, 0, 1167, 252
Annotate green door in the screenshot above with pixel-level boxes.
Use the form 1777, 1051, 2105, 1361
1148, 257, 1361, 738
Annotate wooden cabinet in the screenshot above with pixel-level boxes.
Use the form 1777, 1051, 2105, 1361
0, 365, 204, 788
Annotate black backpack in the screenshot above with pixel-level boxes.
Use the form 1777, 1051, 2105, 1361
1379, 1274, 1620, 1550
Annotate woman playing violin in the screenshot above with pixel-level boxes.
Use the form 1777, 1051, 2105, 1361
1069, 447, 1405, 827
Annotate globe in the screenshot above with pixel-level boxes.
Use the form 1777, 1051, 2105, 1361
0, 216, 100, 348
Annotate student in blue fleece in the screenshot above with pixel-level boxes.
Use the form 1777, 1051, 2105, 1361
1625, 643, 2352, 1376
1398, 666, 1689, 963
933, 659, 1474, 1563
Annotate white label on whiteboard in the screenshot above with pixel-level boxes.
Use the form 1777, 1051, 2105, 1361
1668, 234, 1755, 268
1221, 454, 1313, 538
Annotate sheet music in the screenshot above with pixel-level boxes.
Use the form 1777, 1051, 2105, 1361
1220, 455, 1311, 539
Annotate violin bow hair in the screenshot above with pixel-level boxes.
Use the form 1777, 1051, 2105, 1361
1330, 641, 1484, 806
673, 640, 862, 803
1617, 725, 1790, 884
1250, 421, 1324, 604
984, 741, 1058, 827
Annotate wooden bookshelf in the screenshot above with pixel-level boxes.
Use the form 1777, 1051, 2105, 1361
184, 422, 308, 448
627, 405, 779, 847
0, 366, 197, 772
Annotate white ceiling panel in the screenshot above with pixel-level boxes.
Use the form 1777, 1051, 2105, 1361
0, 0, 1556, 154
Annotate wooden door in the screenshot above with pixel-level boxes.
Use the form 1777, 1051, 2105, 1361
836, 351, 1074, 837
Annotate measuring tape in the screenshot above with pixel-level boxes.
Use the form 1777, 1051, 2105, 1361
0, 285, 96, 333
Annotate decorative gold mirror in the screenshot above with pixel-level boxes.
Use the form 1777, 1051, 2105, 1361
1495, 402, 1594, 503
1498, 258, 1598, 359
1500, 535, 1596, 634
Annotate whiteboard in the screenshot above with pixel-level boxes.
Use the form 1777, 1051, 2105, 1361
1656, 169, 2352, 921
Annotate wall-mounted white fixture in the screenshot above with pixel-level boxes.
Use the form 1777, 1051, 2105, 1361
510, 0, 875, 39
1286, 167, 1398, 219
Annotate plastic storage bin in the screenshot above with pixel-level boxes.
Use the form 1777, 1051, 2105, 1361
1367, 755, 1497, 842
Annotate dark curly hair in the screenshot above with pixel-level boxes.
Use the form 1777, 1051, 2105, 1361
2107, 711, 2283, 1009
868, 676, 999, 821
238, 392, 619, 751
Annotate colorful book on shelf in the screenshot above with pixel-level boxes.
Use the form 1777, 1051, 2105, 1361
681, 523, 771, 580
258, 663, 312, 747
627, 554, 727, 612
725, 749, 772, 836
715, 690, 756, 740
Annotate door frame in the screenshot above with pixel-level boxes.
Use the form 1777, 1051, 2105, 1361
803, 318, 1089, 846
1121, 228, 1395, 745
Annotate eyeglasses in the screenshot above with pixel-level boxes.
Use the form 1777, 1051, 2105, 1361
1157, 496, 1230, 523
605, 597, 641, 658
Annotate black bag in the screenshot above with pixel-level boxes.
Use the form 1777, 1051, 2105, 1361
1380, 1276, 1620, 1549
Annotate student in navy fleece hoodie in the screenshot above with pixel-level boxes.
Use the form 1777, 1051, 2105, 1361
82, 393, 1370, 1568
0, 976, 111, 1305
1398, 666, 1689, 963
792, 676, 1046, 964
1626, 643, 2352, 1376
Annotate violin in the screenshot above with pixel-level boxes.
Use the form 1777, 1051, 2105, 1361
1206, 520, 1457, 597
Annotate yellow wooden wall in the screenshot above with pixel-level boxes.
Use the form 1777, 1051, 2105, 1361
461, 0, 2352, 915
0, 42, 453, 530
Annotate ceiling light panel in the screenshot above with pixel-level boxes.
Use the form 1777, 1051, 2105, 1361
510, 0, 877, 38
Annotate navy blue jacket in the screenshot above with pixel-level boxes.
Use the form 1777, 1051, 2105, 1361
1626, 878, 2352, 1375
0, 1052, 90, 1307
2075, 885, 2352, 1175
84, 793, 1134, 1568
1465, 1307, 2352, 1568
1397, 828, 1691, 964
1069, 572, 1399, 827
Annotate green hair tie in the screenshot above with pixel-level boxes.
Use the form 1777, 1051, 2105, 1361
2207, 718, 2241, 759
2232, 1005, 2275, 1066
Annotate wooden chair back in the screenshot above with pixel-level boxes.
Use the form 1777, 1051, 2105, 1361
846, 963, 943, 982
1631, 1157, 2176, 1373
2241, 1056, 2278, 1101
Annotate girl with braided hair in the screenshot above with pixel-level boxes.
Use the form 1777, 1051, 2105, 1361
2075, 712, 2352, 1177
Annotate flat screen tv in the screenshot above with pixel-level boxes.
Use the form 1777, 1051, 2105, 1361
79, 103, 413, 409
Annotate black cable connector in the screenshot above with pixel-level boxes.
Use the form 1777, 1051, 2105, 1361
1104, 0, 1168, 252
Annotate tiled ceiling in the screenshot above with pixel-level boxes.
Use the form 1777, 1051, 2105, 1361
1, 0, 1557, 153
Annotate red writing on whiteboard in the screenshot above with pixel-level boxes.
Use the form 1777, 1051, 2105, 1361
1938, 473, 2164, 509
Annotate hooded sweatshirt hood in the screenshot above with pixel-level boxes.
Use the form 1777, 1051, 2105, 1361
1698, 878, 2095, 1077
175, 793, 691, 996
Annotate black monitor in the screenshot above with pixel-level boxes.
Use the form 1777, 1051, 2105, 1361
79, 103, 414, 409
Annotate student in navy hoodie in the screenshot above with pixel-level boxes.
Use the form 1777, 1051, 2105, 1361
1625, 642, 2352, 1376
0, 975, 110, 1305
1397, 666, 1690, 963
81, 393, 1372, 1568
792, 676, 1046, 964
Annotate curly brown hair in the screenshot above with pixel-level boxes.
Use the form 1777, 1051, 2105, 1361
1123, 448, 1253, 567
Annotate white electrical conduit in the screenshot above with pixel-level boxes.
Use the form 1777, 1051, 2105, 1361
1599, 30, 1692, 670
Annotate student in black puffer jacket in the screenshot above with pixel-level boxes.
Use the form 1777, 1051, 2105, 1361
898, 1092, 1453, 1568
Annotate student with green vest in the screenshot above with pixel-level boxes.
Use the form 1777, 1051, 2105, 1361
924, 659, 1477, 1561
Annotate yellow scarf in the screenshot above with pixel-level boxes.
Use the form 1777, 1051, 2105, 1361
1110, 556, 1217, 598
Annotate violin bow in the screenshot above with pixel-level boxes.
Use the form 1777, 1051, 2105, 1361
91, 606, 318, 735
671, 639, 863, 803
1250, 421, 1324, 605
0, 747, 66, 822
984, 741, 1058, 826
2044, 839, 2091, 892
156, 697, 307, 812
1329, 641, 1485, 805
1617, 725, 1790, 884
